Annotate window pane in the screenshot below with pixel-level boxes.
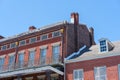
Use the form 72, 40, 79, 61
19, 40, 26, 46
74, 69, 83, 80
52, 45, 60, 63
118, 64, 120, 80
10, 43, 16, 48
94, 66, 106, 80
18, 53, 24, 68
52, 31, 61, 37
1, 45, 7, 50
9, 55, 15, 64
28, 51, 35, 67
30, 37, 36, 43
40, 48, 47, 65
41, 34, 48, 41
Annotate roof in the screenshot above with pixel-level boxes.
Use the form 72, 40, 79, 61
65, 41, 120, 63
0, 21, 67, 43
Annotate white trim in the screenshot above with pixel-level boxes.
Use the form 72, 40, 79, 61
40, 34, 48, 41
0, 55, 6, 58
19, 40, 26, 46
40, 45, 48, 49
25, 77, 33, 80
18, 50, 25, 54
65, 51, 120, 64
28, 48, 36, 51
8, 53, 15, 56
52, 30, 61, 38
29, 37, 37, 43
37, 75, 45, 79
73, 69, 84, 80
51, 74, 59, 77
51, 42, 61, 46
0, 66, 64, 78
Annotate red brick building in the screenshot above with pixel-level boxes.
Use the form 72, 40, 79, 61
0, 13, 94, 80
65, 38, 120, 80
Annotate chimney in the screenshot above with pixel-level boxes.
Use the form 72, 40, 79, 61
89, 27, 96, 45
29, 26, 36, 31
70, 12, 79, 25
0, 35, 4, 39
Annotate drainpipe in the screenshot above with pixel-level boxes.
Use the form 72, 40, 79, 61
14, 41, 19, 69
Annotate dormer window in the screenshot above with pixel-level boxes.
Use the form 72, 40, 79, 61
99, 38, 114, 53
100, 40, 107, 52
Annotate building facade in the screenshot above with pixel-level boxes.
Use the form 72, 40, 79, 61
0, 13, 94, 80
65, 38, 120, 80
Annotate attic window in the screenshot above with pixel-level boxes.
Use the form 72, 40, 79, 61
100, 40, 107, 52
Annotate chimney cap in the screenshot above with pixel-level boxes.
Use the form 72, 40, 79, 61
0, 35, 4, 39
29, 26, 36, 31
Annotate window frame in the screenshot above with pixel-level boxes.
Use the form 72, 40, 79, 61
73, 69, 84, 80
29, 37, 37, 44
94, 66, 107, 80
99, 40, 108, 53
52, 31, 61, 38
40, 34, 48, 41
10, 42, 16, 49
19, 40, 26, 46
1, 45, 7, 51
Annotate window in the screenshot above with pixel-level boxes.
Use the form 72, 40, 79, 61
10, 43, 16, 48
99, 40, 107, 52
0, 57, 5, 72
40, 48, 47, 65
118, 64, 120, 80
1, 45, 7, 50
94, 66, 107, 80
28, 50, 35, 67
18, 53, 24, 68
29, 37, 36, 43
41, 34, 48, 41
8, 55, 15, 70
52, 31, 61, 37
19, 40, 26, 46
73, 69, 84, 80
52, 45, 60, 63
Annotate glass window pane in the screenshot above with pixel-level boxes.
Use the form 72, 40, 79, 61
94, 66, 106, 80
30, 37, 36, 43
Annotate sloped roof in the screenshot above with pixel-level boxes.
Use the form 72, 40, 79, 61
0, 21, 67, 43
66, 41, 120, 63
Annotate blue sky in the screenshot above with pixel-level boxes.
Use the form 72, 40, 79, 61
0, 0, 120, 43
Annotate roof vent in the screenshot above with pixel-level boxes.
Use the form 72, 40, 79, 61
29, 26, 36, 31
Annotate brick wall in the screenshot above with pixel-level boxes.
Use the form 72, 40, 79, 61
66, 55, 120, 80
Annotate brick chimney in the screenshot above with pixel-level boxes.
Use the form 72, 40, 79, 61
71, 12, 79, 25
0, 35, 4, 39
89, 27, 96, 45
29, 26, 36, 31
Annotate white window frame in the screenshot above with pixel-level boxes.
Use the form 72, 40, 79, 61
99, 40, 108, 53
40, 34, 48, 41
94, 66, 107, 80
29, 37, 37, 44
73, 69, 84, 80
10, 42, 16, 48
52, 31, 61, 38
1, 45, 7, 51
118, 64, 120, 80
19, 40, 26, 46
